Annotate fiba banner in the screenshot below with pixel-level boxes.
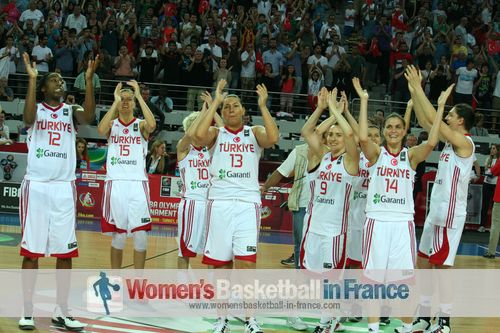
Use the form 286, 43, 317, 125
76, 170, 106, 219
0, 182, 21, 213
261, 186, 293, 232
148, 174, 181, 225
0, 152, 27, 183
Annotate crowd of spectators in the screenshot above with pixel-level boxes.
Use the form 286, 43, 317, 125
0, 0, 498, 131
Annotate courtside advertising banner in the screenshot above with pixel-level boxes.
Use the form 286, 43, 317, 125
1, 269, 499, 317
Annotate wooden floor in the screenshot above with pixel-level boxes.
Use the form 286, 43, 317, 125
0, 225, 499, 332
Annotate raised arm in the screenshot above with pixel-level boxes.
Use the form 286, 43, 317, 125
300, 88, 330, 160
252, 84, 280, 148
97, 83, 121, 137
404, 99, 413, 132
406, 65, 473, 156
353, 77, 380, 164
192, 80, 226, 147
340, 90, 359, 136
408, 87, 446, 169
327, 90, 359, 175
127, 80, 156, 139
23, 53, 38, 126
75, 55, 99, 125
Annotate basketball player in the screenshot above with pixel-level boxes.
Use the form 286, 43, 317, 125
176, 92, 223, 268
404, 66, 475, 333
300, 88, 359, 332
192, 79, 279, 333
98, 81, 156, 269
354, 77, 443, 333
19, 52, 98, 331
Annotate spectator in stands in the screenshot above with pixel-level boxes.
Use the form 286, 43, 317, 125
3, 0, 20, 25
65, 4, 87, 35
319, 15, 341, 44
0, 110, 13, 145
455, 58, 478, 104
136, 84, 164, 141
280, 64, 296, 116
186, 50, 209, 112
420, 60, 434, 97
480, 144, 499, 233
344, 1, 356, 38
307, 67, 323, 111
0, 77, 14, 101
258, 62, 278, 109
262, 37, 283, 89
325, 34, 346, 86
470, 113, 489, 136
76, 138, 90, 170
198, 34, 222, 72
307, 43, 328, 76
19, 0, 44, 30
101, 17, 120, 57
429, 64, 451, 103
0, 36, 20, 75
331, 55, 352, 96
31, 34, 53, 73
181, 13, 201, 47
137, 45, 158, 83
146, 140, 170, 175
156, 40, 181, 85
347, 45, 366, 85
114, 45, 135, 80
240, 43, 257, 103
95, 48, 115, 80
373, 109, 385, 130
213, 58, 231, 91
150, 86, 174, 114
483, 156, 500, 258
474, 62, 494, 109
226, 35, 241, 91
74, 51, 101, 102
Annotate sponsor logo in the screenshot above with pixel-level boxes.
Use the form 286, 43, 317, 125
326, 164, 332, 170
198, 153, 204, 159
246, 246, 257, 252
315, 196, 335, 205
35, 148, 68, 159
218, 169, 251, 179
79, 192, 95, 207
260, 206, 272, 219
373, 193, 406, 205
110, 157, 137, 166
141, 218, 151, 224
233, 136, 241, 143
391, 158, 398, 166
353, 191, 367, 200
323, 263, 333, 269
68, 241, 78, 249
51, 113, 58, 119
123, 128, 129, 134
190, 181, 209, 189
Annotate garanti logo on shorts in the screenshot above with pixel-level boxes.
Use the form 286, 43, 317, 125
218, 169, 251, 179
353, 191, 367, 200
190, 180, 209, 189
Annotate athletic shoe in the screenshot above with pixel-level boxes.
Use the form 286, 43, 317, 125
394, 317, 431, 333
212, 318, 230, 333
281, 254, 295, 266
313, 324, 329, 333
245, 318, 263, 333
427, 319, 451, 333
483, 253, 495, 259
18, 317, 35, 330
331, 320, 345, 332
286, 317, 308, 330
52, 307, 85, 332
380, 317, 391, 326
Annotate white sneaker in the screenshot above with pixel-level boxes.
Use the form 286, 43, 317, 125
18, 317, 35, 330
331, 319, 345, 332
212, 317, 230, 333
245, 317, 264, 333
394, 317, 430, 333
52, 307, 85, 331
286, 317, 308, 331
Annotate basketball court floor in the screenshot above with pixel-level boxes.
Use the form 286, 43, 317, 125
0, 213, 499, 333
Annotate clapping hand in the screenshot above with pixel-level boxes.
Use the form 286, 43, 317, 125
256, 84, 269, 108
352, 77, 368, 100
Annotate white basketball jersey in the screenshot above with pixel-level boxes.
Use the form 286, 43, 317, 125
26, 102, 76, 182
106, 118, 147, 181
427, 136, 475, 228
348, 152, 371, 230
179, 145, 211, 201
208, 126, 262, 203
307, 153, 353, 237
366, 147, 415, 222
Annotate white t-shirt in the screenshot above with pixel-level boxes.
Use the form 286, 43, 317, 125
241, 51, 256, 78
197, 43, 222, 58
0, 124, 10, 140
307, 54, 328, 68
455, 67, 478, 94
31, 45, 53, 73
0, 46, 20, 74
319, 23, 341, 41
277, 148, 310, 208
493, 70, 500, 97
344, 9, 356, 27
485, 158, 498, 185
19, 9, 44, 29
65, 13, 88, 34
325, 45, 346, 68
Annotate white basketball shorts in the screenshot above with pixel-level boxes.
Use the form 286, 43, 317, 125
202, 200, 261, 266
19, 180, 78, 258
101, 180, 152, 234
418, 215, 466, 266
177, 198, 207, 257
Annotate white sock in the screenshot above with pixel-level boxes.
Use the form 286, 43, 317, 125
402, 322, 413, 332
368, 322, 379, 332
320, 316, 332, 325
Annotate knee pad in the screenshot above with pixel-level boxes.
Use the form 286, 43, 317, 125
111, 233, 127, 250
133, 231, 148, 252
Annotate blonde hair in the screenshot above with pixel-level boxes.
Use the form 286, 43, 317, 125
149, 140, 166, 173
182, 111, 201, 132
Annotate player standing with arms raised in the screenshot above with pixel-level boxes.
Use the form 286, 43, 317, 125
98, 81, 156, 269
19, 52, 98, 331
355, 77, 442, 333
300, 88, 359, 332
193, 79, 279, 333
404, 66, 475, 333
